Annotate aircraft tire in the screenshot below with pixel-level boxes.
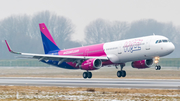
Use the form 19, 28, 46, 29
156, 65, 161, 70
155, 66, 158, 70
87, 72, 92, 78
121, 70, 126, 77
158, 65, 161, 70
117, 71, 122, 77
159, 65, 161, 70
83, 72, 88, 79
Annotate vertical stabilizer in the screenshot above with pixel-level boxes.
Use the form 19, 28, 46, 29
39, 23, 60, 54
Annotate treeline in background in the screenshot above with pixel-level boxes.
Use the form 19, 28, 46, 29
0, 10, 180, 59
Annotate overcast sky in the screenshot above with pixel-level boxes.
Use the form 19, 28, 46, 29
0, 0, 179, 41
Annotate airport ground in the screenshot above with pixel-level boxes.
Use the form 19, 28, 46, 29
0, 67, 179, 100
0, 66, 179, 79
0, 85, 179, 100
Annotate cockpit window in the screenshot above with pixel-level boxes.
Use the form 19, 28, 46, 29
162, 40, 168, 42
155, 40, 158, 44
155, 39, 169, 44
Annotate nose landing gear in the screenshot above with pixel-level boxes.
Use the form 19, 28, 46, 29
154, 56, 161, 70
155, 65, 161, 70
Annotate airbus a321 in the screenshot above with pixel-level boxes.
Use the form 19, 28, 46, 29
5, 23, 175, 79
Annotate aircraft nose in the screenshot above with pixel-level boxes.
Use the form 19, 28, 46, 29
168, 43, 175, 53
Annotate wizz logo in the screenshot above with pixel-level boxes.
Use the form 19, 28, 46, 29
123, 39, 143, 53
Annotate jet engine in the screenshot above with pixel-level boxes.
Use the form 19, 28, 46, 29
80, 58, 102, 70
131, 59, 153, 69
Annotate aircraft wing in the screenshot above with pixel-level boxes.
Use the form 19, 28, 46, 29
5, 40, 108, 63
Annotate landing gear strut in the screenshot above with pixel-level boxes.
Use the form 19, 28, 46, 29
116, 63, 126, 78
155, 65, 161, 70
83, 71, 92, 79
154, 56, 161, 70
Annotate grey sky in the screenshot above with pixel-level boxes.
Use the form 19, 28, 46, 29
0, 0, 179, 41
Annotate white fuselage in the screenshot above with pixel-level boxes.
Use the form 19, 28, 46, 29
103, 35, 175, 63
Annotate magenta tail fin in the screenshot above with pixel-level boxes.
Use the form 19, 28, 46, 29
39, 23, 60, 54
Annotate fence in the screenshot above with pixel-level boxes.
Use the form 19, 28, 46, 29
0, 58, 179, 67
0, 59, 49, 67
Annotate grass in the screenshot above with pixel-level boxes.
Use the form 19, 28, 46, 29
0, 67, 179, 79
0, 86, 179, 100
0, 67, 179, 100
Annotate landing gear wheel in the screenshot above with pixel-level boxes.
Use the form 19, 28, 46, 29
116, 63, 126, 78
87, 72, 92, 78
155, 65, 161, 70
121, 70, 126, 77
158, 65, 161, 70
117, 71, 122, 77
83, 72, 88, 79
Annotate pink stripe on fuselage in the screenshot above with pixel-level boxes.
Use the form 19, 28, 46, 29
58, 43, 107, 69
58, 43, 106, 56
39, 23, 57, 46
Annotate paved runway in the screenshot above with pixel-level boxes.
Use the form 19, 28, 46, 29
0, 78, 179, 89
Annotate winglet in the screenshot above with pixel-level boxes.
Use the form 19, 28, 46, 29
5, 40, 21, 54
5, 40, 12, 52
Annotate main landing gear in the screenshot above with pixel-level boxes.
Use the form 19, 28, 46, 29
83, 71, 92, 79
116, 63, 126, 78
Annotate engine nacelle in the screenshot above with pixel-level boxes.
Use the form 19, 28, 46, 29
80, 59, 102, 70
131, 59, 153, 69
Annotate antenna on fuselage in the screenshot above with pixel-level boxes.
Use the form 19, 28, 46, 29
153, 33, 155, 35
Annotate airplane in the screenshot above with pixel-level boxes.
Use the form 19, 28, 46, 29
5, 23, 175, 79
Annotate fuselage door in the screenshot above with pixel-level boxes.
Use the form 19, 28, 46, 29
118, 46, 122, 54
146, 38, 151, 50
85, 49, 89, 56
